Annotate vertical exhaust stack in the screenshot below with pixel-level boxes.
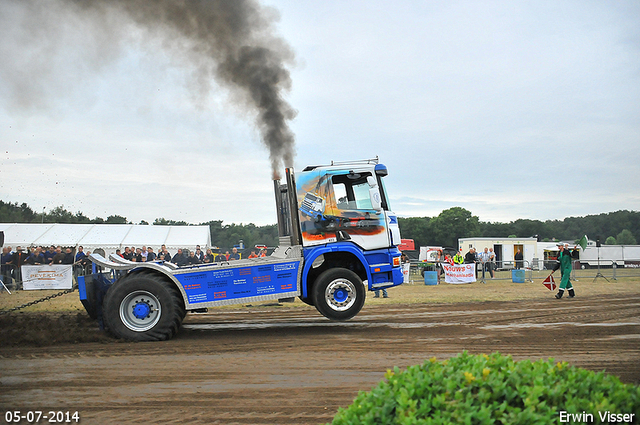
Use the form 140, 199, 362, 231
273, 178, 291, 244
273, 168, 301, 247
285, 167, 302, 246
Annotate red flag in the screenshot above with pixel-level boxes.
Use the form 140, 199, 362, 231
542, 274, 557, 291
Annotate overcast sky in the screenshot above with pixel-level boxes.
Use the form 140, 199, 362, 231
1, 0, 639, 226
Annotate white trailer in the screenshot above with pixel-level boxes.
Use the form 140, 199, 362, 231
577, 245, 640, 268
458, 237, 540, 269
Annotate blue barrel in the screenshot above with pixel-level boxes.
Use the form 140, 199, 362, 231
511, 269, 525, 283
424, 271, 438, 285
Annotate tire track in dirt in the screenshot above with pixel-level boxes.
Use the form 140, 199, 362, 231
1, 294, 638, 425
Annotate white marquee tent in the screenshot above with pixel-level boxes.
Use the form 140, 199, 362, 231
0, 223, 211, 255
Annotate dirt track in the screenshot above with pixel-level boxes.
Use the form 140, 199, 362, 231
1, 294, 639, 425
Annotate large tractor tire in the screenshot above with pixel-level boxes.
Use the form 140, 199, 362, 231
102, 270, 185, 341
313, 268, 365, 321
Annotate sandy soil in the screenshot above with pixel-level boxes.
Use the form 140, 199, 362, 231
1, 292, 639, 425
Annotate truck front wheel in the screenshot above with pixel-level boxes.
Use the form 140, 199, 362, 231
313, 268, 365, 321
103, 271, 184, 341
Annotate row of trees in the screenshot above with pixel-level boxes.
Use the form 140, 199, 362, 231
0, 202, 130, 225
1, 201, 638, 250
398, 207, 639, 248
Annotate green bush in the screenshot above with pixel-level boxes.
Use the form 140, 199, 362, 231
329, 351, 640, 424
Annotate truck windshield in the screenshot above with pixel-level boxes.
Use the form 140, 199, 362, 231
332, 173, 374, 210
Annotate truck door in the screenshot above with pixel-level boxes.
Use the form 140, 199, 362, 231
296, 164, 400, 251
328, 171, 389, 250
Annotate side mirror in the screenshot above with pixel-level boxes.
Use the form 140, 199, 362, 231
367, 176, 382, 211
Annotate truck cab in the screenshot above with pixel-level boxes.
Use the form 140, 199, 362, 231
293, 159, 403, 304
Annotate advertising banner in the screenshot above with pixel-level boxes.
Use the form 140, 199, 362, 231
442, 264, 476, 284
176, 260, 301, 305
21, 265, 73, 290
402, 263, 411, 283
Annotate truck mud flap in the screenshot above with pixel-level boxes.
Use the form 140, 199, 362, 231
78, 273, 116, 330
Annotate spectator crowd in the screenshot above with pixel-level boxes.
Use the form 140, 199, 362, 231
1, 244, 268, 290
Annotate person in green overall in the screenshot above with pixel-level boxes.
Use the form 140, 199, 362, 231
551, 243, 575, 299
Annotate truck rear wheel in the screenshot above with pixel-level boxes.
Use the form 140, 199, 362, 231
313, 268, 365, 321
103, 270, 184, 341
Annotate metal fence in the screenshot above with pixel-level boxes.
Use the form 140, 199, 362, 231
5, 258, 639, 291
569, 259, 640, 282
406, 259, 640, 284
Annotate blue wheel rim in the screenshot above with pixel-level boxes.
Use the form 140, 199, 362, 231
333, 288, 349, 303
132, 301, 152, 319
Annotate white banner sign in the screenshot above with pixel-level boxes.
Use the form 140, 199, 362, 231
402, 263, 410, 283
442, 264, 476, 284
21, 265, 73, 290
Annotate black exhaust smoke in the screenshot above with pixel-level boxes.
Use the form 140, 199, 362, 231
2, 0, 296, 178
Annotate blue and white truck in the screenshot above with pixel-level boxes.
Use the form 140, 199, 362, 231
79, 158, 404, 341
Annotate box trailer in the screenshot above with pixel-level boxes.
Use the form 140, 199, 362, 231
576, 245, 640, 268
458, 237, 539, 269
